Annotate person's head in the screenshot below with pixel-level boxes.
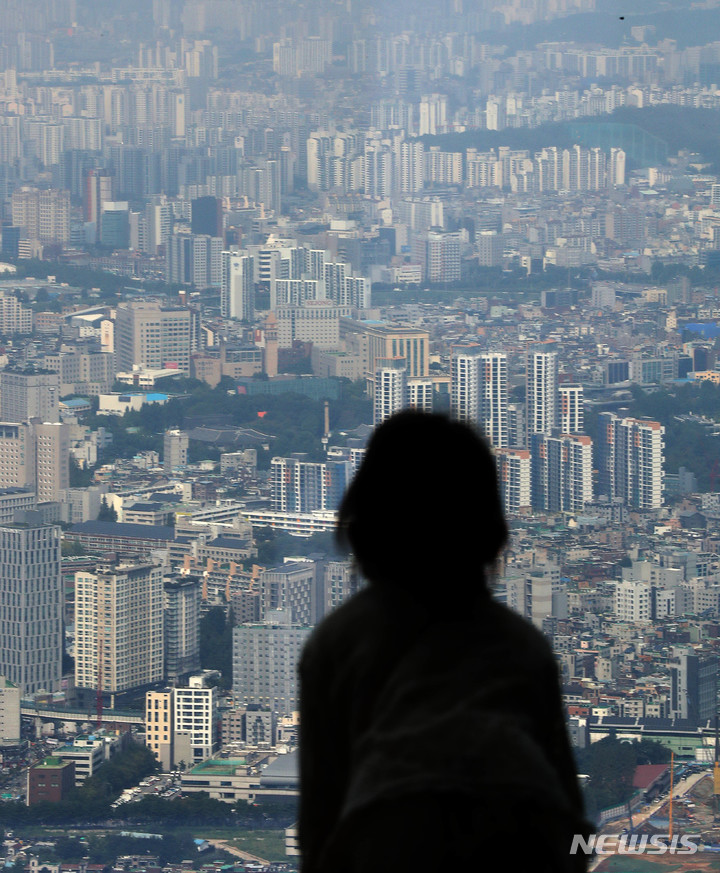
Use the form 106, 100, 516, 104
337, 410, 508, 595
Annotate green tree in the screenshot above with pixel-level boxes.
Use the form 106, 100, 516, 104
199, 607, 233, 687
98, 498, 118, 522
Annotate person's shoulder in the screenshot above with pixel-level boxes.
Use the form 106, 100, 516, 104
300, 586, 383, 668
484, 598, 556, 660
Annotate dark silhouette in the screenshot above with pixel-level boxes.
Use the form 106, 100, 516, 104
299, 411, 590, 872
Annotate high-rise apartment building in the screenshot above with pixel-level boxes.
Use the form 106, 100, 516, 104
451, 344, 481, 426
413, 231, 461, 283
450, 346, 508, 448
0, 515, 62, 695
526, 350, 559, 442
163, 575, 201, 682
115, 300, 195, 372
530, 432, 593, 514
173, 675, 218, 763
75, 564, 164, 701
270, 456, 352, 513
0, 293, 32, 335
597, 412, 664, 509
84, 169, 113, 243
495, 449, 531, 515
374, 357, 408, 425
163, 429, 188, 474
11, 187, 70, 244
558, 384, 584, 435
166, 233, 223, 288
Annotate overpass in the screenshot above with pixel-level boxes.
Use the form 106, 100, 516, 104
21, 702, 145, 735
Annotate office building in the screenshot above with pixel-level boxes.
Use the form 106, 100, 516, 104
669, 647, 718, 725
0, 516, 62, 695
99, 201, 130, 248
597, 412, 664, 509
0, 370, 59, 423
232, 610, 311, 716
84, 169, 113, 243
526, 350, 559, 442
34, 422, 69, 504
319, 561, 361, 620
221, 251, 254, 322
191, 196, 222, 237
260, 561, 320, 626
340, 319, 429, 389
276, 302, 353, 349
115, 300, 195, 372
0, 423, 35, 491
451, 345, 482, 426
75, 564, 164, 700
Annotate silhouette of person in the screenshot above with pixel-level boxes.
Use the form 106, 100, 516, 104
299, 411, 590, 872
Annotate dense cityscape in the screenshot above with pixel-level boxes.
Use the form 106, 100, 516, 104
3, 0, 720, 868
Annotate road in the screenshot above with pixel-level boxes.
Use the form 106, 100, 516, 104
204, 838, 270, 866
588, 769, 707, 871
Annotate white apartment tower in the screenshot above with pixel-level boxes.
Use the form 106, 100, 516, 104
526, 350, 559, 442
221, 251, 255, 321
531, 432, 593, 514
451, 344, 482, 425
374, 357, 408, 426
597, 412, 664, 509
0, 517, 62, 695
558, 384, 584, 435
495, 449, 531, 515
451, 346, 508, 448
174, 675, 218, 763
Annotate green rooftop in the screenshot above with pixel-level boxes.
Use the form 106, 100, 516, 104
37, 757, 71, 767
189, 758, 247, 775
